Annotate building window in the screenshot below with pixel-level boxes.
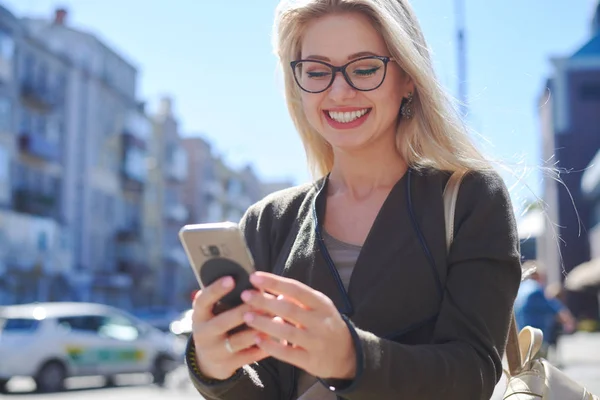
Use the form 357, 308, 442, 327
0, 30, 14, 60
0, 97, 11, 132
19, 108, 32, 133
581, 84, 600, 101
22, 53, 35, 83
38, 62, 48, 93
0, 145, 10, 204
0, 30, 15, 82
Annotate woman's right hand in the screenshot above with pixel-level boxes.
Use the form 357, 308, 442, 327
191, 276, 269, 380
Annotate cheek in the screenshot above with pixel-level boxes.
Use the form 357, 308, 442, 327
301, 93, 322, 126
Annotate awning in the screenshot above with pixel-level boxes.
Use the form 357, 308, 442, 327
581, 149, 600, 198
564, 259, 600, 293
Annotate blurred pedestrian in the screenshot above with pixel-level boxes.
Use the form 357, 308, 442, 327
185, 0, 521, 399
514, 261, 576, 359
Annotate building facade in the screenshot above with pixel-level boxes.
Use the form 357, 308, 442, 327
0, 5, 289, 311
539, 3, 600, 319
18, 9, 149, 309
0, 5, 75, 305
151, 96, 189, 310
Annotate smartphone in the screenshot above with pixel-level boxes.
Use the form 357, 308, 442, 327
179, 222, 256, 311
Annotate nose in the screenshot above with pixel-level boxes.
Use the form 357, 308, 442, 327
327, 72, 356, 102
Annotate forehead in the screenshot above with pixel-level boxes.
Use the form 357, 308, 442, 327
300, 12, 388, 62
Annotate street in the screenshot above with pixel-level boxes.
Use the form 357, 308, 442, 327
4, 333, 600, 399
3, 367, 204, 399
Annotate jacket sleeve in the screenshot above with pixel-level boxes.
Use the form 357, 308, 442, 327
186, 203, 283, 400
325, 170, 522, 400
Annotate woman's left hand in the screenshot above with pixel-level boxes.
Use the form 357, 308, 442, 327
240, 271, 357, 380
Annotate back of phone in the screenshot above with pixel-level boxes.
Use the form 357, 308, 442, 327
179, 222, 256, 308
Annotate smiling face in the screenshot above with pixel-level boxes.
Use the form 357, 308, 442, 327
298, 12, 413, 152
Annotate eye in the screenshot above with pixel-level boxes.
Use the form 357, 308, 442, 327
307, 71, 331, 79
353, 66, 381, 77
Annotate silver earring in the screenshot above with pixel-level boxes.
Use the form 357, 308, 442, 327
400, 92, 414, 119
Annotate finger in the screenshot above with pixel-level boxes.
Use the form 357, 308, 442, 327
272, 316, 288, 346
192, 277, 235, 322
225, 346, 270, 371
201, 303, 254, 337
243, 312, 311, 349
255, 336, 309, 371
249, 272, 330, 310
227, 327, 267, 353
241, 290, 318, 329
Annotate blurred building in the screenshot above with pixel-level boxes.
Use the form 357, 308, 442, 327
151, 96, 189, 310
0, 5, 74, 305
539, 2, 600, 319
17, 8, 150, 309
181, 136, 214, 224
0, 5, 292, 310
182, 135, 294, 225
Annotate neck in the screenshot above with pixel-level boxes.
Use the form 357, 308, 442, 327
328, 133, 407, 199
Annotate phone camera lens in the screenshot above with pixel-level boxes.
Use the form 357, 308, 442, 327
209, 245, 220, 257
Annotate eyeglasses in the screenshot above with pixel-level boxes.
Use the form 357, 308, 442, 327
290, 56, 393, 94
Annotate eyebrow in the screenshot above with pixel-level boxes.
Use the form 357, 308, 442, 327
303, 51, 379, 61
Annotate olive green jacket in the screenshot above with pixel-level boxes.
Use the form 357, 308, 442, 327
185, 168, 521, 399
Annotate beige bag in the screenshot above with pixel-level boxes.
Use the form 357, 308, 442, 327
443, 171, 599, 400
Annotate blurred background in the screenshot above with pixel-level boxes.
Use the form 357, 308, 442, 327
0, 0, 599, 398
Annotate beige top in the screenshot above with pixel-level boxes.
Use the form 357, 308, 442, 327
296, 229, 361, 400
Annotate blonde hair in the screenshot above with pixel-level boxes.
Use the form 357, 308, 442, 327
273, 0, 493, 179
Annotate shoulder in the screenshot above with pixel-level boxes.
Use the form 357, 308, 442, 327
451, 168, 520, 259
458, 169, 514, 220
411, 167, 510, 206
239, 179, 321, 237
247, 181, 319, 220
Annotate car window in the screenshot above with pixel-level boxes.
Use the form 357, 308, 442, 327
0, 318, 40, 332
98, 314, 139, 341
57, 315, 104, 334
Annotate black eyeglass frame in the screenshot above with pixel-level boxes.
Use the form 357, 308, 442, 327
290, 55, 394, 94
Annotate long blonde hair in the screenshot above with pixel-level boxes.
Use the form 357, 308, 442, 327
273, 0, 493, 179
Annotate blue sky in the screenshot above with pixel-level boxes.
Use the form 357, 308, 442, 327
3, 0, 598, 211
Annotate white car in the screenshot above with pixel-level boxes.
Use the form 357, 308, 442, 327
0, 302, 185, 393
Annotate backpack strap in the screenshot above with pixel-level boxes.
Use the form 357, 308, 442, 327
442, 170, 522, 376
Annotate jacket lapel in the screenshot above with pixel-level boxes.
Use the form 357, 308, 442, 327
277, 178, 352, 315
346, 170, 445, 339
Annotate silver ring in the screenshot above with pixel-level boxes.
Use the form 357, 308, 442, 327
224, 337, 234, 354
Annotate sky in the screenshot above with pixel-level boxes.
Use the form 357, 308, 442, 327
3, 0, 599, 213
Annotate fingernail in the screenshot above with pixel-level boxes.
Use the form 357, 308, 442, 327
250, 274, 263, 285
222, 277, 234, 288
244, 312, 255, 323
241, 291, 253, 302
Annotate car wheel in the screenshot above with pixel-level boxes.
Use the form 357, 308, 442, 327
0, 379, 9, 393
35, 361, 66, 393
152, 356, 170, 387
104, 375, 117, 387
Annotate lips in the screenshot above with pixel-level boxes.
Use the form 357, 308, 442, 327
327, 108, 371, 123
322, 107, 372, 130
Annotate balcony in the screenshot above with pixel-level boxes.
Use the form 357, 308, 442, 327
0, 209, 73, 274
164, 202, 189, 223
165, 146, 188, 183
20, 80, 60, 111
164, 247, 188, 267
12, 188, 57, 219
18, 133, 61, 163
120, 142, 147, 192
115, 219, 142, 242
123, 111, 151, 144
115, 240, 147, 277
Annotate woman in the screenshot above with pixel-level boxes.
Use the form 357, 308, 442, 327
186, 0, 522, 398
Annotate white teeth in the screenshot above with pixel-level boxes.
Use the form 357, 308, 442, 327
328, 108, 369, 123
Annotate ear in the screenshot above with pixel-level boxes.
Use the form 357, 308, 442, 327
404, 74, 415, 97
